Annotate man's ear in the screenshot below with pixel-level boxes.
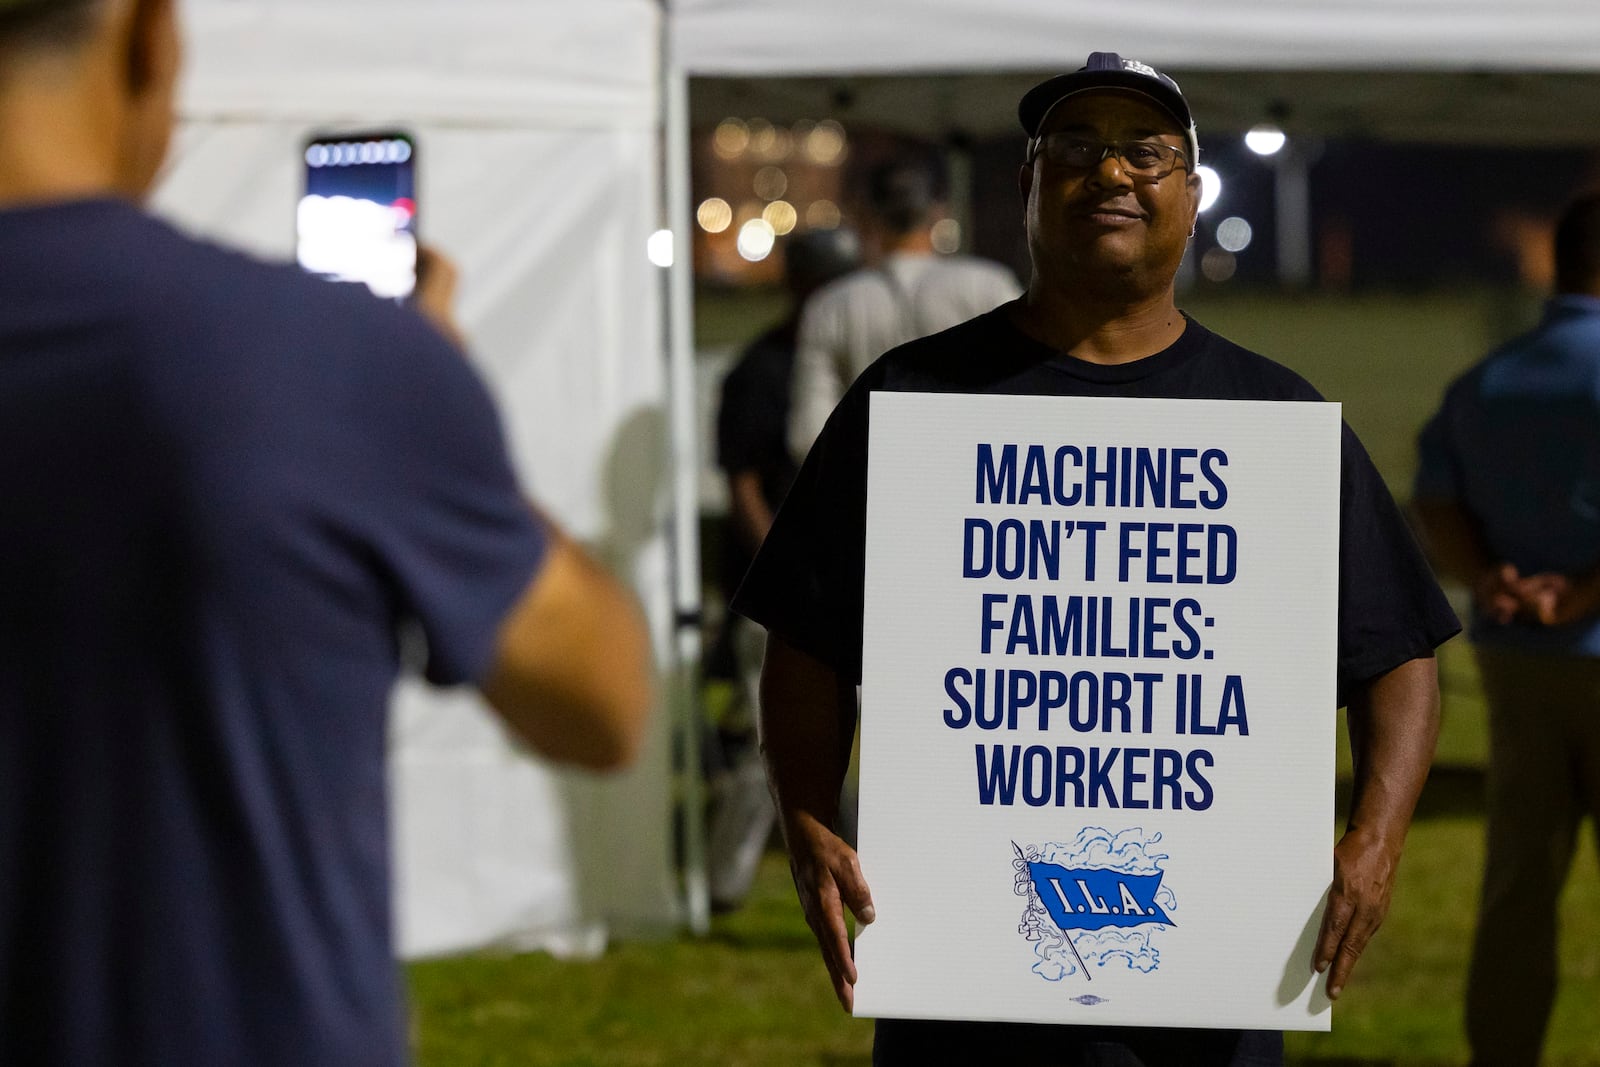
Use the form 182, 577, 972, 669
1019, 161, 1035, 208
123, 0, 177, 98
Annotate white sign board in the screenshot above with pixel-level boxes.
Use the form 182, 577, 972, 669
854, 393, 1341, 1032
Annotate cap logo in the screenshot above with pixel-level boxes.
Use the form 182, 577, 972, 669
1122, 59, 1158, 78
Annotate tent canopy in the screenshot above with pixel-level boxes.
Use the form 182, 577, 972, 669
675, 0, 1600, 145
673, 0, 1600, 74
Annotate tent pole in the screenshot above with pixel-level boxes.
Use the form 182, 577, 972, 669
662, 30, 712, 938
1274, 145, 1313, 290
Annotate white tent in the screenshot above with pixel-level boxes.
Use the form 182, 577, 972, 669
157, 0, 679, 958
152, 0, 1600, 961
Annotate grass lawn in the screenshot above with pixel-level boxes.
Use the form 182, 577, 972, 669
409, 807, 1600, 1065
407, 291, 1600, 1065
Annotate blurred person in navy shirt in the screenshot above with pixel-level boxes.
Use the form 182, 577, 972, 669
0, 1, 653, 1063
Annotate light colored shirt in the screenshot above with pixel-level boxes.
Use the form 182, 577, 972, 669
787, 251, 1021, 460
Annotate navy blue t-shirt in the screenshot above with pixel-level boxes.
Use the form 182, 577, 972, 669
0, 199, 548, 1065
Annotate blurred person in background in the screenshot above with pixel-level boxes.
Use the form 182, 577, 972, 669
709, 227, 861, 912
786, 151, 1022, 461
1413, 191, 1600, 1067
0, 0, 652, 1064
737, 52, 1455, 1065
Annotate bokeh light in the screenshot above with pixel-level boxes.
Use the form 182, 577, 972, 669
1216, 216, 1254, 253
697, 197, 732, 234
804, 120, 847, 166
1200, 247, 1237, 282
747, 119, 778, 161
713, 118, 750, 161
763, 200, 798, 236
753, 166, 789, 202
1244, 125, 1287, 157
805, 199, 842, 230
646, 229, 674, 268
1195, 166, 1222, 212
737, 218, 777, 262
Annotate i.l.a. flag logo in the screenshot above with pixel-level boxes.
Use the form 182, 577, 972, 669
1013, 828, 1176, 987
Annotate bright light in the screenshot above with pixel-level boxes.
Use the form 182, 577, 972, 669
1244, 124, 1287, 157
754, 165, 789, 202
762, 200, 798, 236
1200, 248, 1237, 282
736, 218, 776, 262
296, 194, 417, 299
697, 197, 732, 234
930, 218, 961, 254
1216, 216, 1254, 253
805, 199, 841, 230
647, 229, 674, 268
1195, 166, 1222, 212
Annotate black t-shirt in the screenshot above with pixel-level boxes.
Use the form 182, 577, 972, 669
716, 319, 801, 590
734, 305, 1458, 707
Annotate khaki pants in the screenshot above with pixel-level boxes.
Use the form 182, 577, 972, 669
1465, 645, 1600, 1066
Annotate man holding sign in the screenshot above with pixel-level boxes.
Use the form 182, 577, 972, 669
735, 52, 1458, 1064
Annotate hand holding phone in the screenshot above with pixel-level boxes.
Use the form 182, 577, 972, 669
297, 131, 418, 300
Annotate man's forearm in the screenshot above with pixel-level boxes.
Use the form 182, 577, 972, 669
728, 470, 776, 553
758, 634, 856, 836
1345, 657, 1441, 847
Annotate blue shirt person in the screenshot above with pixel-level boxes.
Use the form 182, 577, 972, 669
1413, 194, 1600, 1067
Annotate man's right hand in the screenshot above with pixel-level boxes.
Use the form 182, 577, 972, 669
785, 810, 875, 1012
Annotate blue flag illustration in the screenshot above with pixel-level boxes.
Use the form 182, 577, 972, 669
1027, 862, 1175, 934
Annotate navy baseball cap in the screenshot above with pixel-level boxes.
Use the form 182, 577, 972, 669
1019, 52, 1199, 163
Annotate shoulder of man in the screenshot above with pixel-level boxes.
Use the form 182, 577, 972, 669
928, 253, 1018, 279
1184, 319, 1327, 403
131, 211, 455, 375
838, 306, 1012, 399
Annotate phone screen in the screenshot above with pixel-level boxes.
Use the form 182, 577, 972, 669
297, 132, 417, 301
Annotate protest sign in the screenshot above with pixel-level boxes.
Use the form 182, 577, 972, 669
852, 392, 1340, 1031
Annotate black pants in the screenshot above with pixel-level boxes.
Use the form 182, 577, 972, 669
872, 1020, 1283, 1066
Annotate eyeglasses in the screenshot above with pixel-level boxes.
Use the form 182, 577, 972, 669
1027, 134, 1190, 180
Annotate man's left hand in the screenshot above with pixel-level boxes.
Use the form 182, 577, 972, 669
1313, 825, 1400, 1001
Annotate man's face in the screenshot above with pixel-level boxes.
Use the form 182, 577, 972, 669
1020, 90, 1201, 298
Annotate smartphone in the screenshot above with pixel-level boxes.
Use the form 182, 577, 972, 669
297, 130, 418, 301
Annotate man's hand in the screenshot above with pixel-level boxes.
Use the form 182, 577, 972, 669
1516, 569, 1600, 627
785, 810, 875, 1012
1472, 562, 1523, 625
758, 635, 867, 1011
1313, 825, 1400, 1000
1320, 657, 1439, 1002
